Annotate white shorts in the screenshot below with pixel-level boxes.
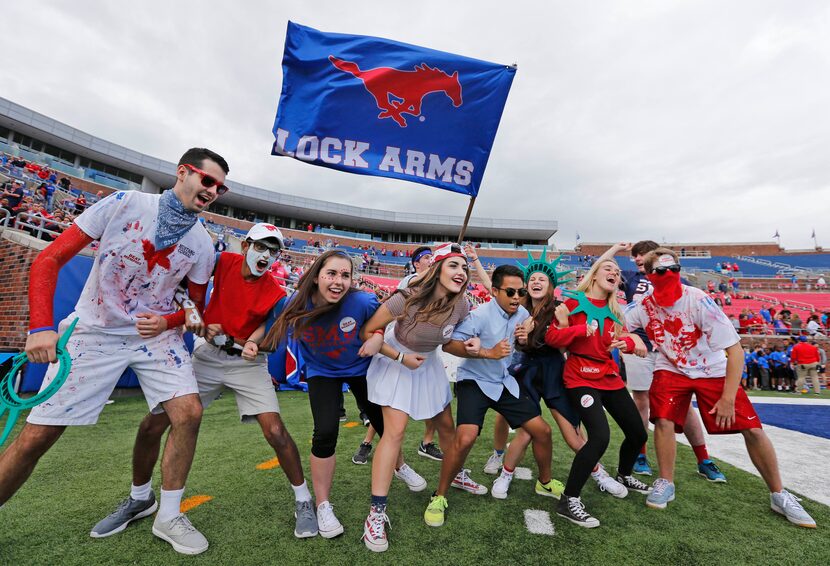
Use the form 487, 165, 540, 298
623, 351, 658, 392
27, 315, 198, 426
192, 338, 280, 423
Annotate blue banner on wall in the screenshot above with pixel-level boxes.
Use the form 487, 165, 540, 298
271, 21, 516, 197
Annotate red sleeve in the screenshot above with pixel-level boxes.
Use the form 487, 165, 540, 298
28, 224, 94, 330
162, 280, 208, 328
545, 322, 588, 348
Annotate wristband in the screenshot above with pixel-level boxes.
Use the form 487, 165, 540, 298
27, 326, 54, 335
622, 336, 636, 353
245, 339, 258, 346
373, 329, 385, 336
396, 350, 405, 364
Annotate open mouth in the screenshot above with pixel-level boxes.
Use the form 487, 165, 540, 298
451, 275, 466, 286
256, 258, 270, 271
530, 284, 543, 292
196, 192, 212, 207
328, 286, 344, 299
605, 274, 617, 285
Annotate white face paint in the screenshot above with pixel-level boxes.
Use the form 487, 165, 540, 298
246, 246, 276, 277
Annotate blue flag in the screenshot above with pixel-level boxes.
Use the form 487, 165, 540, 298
271, 21, 516, 197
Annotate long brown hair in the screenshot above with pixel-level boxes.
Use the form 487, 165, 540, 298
261, 250, 355, 350
395, 257, 468, 336
522, 272, 560, 351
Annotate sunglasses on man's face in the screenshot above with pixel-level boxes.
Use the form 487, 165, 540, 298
653, 264, 681, 275
496, 286, 528, 298
182, 163, 229, 195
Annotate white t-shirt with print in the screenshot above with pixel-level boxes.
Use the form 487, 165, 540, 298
624, 285, 740, 378
73, 191, 214, 335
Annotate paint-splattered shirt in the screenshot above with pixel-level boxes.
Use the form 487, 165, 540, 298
73, 191, 214, 335
624, 286, 740, 378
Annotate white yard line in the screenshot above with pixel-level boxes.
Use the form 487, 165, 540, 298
524, 509, 555, 535
514, 467, 533, 480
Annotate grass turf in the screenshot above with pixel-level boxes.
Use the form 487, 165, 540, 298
1, 391, 827, 565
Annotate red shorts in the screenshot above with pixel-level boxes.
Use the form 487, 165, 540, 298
649, 370, 762, 434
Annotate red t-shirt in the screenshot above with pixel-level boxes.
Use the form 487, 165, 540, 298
545, 297, 625, 390
203, 253, 286, 341
790, 342, 820, 365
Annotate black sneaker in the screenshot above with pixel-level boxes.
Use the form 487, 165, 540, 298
556, 496, 599, 528
616, 474, 652, 494
359, 412, 371, 427
417, 442, 443, 461
352, 442, 372, 465
339, 410, 347, 422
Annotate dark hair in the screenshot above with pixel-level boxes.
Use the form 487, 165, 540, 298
631, 240, 659, 257
492, 265, 524, 288
178, 147, 230, 174
260, 250, 354, 350
411, 246, 432, 261
395, 254, 469, 335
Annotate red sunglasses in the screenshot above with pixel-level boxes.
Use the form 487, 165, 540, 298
182, 163, 229, 195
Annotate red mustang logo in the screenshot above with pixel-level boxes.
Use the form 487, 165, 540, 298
141, 239, 176, 273
329, 56, 462, 127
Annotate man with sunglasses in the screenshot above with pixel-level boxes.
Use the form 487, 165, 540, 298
94, 223, 319, 542
600, 242, 724, 483
439, 265, 562, 512
0, 148, 228, 555
623, 249, 816, 527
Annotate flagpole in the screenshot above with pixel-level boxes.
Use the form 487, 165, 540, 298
457, 195, 477, 244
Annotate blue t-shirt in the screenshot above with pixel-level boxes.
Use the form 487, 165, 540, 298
294, 290, 380, 378
756, 354, 769, 369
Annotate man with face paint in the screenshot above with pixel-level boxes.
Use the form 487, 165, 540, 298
93, 223, 319, 543
599, 242, 724, 483
624, 249, 816, 528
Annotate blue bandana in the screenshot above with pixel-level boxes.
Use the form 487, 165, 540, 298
155, 189, 198, 250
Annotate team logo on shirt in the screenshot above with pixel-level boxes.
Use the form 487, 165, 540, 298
339, 317, 357, 333
177, 244, 195, 258
580, 394, 594, 408
442, 325, 454, 339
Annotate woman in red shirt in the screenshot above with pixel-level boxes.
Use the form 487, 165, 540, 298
545, 259, 649, 528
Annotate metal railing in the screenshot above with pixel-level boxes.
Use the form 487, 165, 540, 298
13, 212, 71, 240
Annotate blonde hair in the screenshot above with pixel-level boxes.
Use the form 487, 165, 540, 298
576, 259, 624, 335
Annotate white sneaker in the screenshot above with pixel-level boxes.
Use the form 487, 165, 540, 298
151, 514, 209, 555
491, 473, 513, 500
771, 490, 817, 528
316, 501, 344, 538
591, 464, 628, 499
483, 452, 504, 475
362, 508, 390, 552
394, 463, 427, 492
452, 468, 488, 495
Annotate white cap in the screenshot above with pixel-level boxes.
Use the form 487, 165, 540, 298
245, 223, 284, 249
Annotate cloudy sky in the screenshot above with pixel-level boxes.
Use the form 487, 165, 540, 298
3, 1, 829, 249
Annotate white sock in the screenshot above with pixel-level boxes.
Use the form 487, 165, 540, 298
157, 488, 185, 522
501, 467, 514, 479
130, 480, 153, 501
291, 481, 312, 503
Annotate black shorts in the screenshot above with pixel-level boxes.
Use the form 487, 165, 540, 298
455, 379, 541, 431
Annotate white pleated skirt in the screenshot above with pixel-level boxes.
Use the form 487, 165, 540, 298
366, 328, 452, 421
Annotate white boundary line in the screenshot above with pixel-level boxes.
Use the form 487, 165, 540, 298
524, 509, 555, 535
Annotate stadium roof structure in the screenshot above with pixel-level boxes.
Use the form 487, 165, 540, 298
0, 97, 557, 241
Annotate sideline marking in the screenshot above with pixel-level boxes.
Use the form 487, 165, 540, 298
524, 509, 555, 535
180, 495, 213, 513
515, 467, 533, 480
256, 457, 280, 470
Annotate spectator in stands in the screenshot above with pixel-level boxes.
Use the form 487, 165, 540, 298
773, 315, 789, 336
760, 305, 772, 324
791, 275, 798, 289
214, 234, 228, 252
730, 277, 739, 295
2, 180, 24, 209
816, 276, 827, 290
732, 263, 740, 272
728, 314, 740, 332
306, 222, 313, 231
58, 176, 71, 190
0, 197, 11, 219
790, 314, 803, 335
707, 280, 715, 292
806, 315, 823, 336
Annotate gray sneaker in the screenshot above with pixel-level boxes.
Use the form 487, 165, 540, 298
294, 500, 319, 538
90, 494, 158, 538
152, 514, 209, 555
771, 490, 817, 528
352, 442, 372, 465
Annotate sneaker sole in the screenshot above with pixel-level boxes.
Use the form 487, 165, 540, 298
771, 504, 818, 528
90, 500, 158, 538
352, 458, 369, 465
452, 483, 487, 495
633, 469, 653, 476
698, 471, 727, 483
535, 488, 562, 500
646, 495, 675, 510
318, 525, 345, 539
151, 525, 209, 555
396, 476, 428, 492
363, 535, 389, 552
417, 450, 443, 462
483, 466, 502, 475
556, 511, 600, 528
294, 512, 319, 539
491, 489, 509, 500
424, 515, 445, 527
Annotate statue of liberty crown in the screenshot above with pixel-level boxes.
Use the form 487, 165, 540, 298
516, 249, 574, 288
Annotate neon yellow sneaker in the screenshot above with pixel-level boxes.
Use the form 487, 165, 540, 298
535, 478, 565, 499
424, 495, 448, 527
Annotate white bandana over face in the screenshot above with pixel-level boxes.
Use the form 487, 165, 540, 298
246, 245, 276, 277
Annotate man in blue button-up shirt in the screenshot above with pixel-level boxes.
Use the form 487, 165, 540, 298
428, 266, 559, 526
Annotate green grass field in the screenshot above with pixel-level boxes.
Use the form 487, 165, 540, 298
1, 391, 827, 566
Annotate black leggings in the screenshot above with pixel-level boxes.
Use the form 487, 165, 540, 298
564, 386, 647, 497
307, 376, 384, 458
